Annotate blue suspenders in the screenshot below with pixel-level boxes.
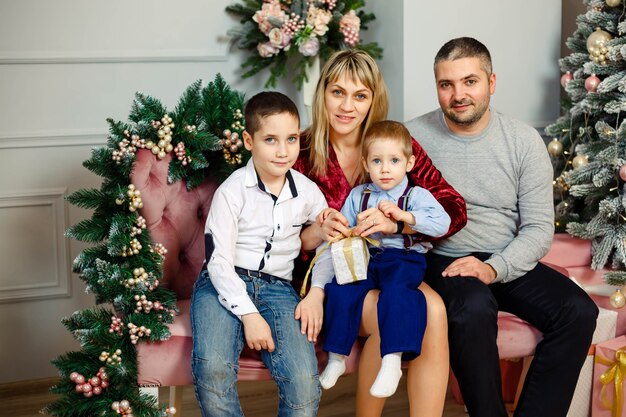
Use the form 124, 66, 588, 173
358, 184, 417, 249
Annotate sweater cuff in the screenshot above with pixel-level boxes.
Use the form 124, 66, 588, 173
485, 255, 508, 284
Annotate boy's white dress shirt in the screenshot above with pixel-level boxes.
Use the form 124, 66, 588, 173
205, 158, 328, 317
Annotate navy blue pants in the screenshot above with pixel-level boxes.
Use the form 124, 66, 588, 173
323, 248, 427, 360
425, 252, 598, 417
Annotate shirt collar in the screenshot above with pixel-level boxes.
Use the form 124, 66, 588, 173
243, 158, 298, 200
365, 176, 409, 200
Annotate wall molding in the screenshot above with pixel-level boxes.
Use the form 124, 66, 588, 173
0, 130, 107, 149
0, 50, 229, 65
0, 189, 71, 303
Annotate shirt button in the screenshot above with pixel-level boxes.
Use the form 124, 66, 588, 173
277, 224, 281, 231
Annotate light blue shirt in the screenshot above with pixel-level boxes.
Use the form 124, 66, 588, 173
311, 176, 451, 288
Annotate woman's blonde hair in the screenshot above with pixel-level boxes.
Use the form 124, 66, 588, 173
306, 49, 389, 177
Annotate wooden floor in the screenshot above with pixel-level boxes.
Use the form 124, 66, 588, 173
2, 373, 468, 417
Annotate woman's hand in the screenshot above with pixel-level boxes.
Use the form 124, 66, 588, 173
318, 209, 351, 241
353, 207, 397, 237
294, 287, 325, 342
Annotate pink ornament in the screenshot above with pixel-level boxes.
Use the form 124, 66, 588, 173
69, 372, 79, 382
585, 74, 601, 92
560, 71, 573, 88
93, 386, 102, 395
90, 376, 101, 386
620, 165, 626, 181
75, 374, 85, 384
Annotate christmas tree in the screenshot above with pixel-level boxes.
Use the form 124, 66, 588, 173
44, 75, 247, 417
546, 0, 626, 296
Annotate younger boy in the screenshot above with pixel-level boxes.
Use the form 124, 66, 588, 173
313, 120, 451, 398
190, 92, 328, 417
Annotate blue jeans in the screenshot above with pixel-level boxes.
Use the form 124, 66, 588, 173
190, 269, 320, 417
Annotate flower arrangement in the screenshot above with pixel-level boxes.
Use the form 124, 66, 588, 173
226, 0, 383, 88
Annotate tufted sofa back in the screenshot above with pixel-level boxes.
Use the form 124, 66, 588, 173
130, 149, 218, 299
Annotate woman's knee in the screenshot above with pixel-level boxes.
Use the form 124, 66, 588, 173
360, 290, 380, 336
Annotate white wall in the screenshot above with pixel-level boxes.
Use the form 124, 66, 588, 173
0, 0, 295, 384
403, 0, 562, 128
0, 0, 564, 383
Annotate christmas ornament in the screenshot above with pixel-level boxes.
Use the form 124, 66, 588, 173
112, 400, 134, 417
99, 349, 122, 365
165, 407, 177, 415
547, 139, 564, 157
587, 27, 613, 65
120, 238, 142, 257
174, 142, 191, 166
109, 316, 124, 335
126, 184, 143, 212
606, 0, 622, 7
127, 323, 152, 344
553, 175, 570, 192
134, 294, 164, 313
149, 242, 168, 257
69, 367, 109, 397
585, 74, 601, 92
220, 128, 245, 166
112, 131, 146, 164
620, 165, 626, 181
560, 71, 573, 88
572, 154, 589, 169
610, 289, 626, 308
146, 115, 175, 160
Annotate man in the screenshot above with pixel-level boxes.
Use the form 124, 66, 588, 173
405, 37, 598, 417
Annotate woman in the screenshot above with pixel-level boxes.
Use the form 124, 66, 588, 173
293, 49, 467, 416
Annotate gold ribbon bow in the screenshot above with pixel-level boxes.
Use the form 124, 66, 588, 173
595, 345, 626, 417
299, 229, 380, 297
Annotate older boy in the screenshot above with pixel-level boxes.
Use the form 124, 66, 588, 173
191, 92, 327, 417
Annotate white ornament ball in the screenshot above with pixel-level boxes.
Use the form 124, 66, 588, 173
610, 289, 626, 308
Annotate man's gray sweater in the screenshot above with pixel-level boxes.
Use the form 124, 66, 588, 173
405, 108, 554, 283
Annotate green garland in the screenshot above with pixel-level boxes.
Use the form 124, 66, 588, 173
45, 74, 248, 417
226, 0, 383, 89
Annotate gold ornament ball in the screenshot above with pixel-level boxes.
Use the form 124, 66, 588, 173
610, 289, 626, 308
572, 154, 589, 169
606, 0, 622, 7
587, 27, 613, 54
547, 139, 563, 157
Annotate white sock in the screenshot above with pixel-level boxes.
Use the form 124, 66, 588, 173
319, 353, 346, 389
369, 352, 403, 398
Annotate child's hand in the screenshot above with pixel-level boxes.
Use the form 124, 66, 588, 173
378, 200, 404, 221
294, 287, 324, 342
241, 313, 275, 352
316, 208, 338, 226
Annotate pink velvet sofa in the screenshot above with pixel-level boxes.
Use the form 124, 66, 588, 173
132, 149, 607, 413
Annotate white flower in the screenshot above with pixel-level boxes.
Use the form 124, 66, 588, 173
269, 27, 284, 47
298, 37, 320, 56
306, 5, 332, 36
257, 41, 279, 58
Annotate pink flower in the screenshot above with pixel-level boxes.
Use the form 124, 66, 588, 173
298, 37, 320, 56
268, 27, 292, 50
257, 41, 279, 58
253, 0, 287, 35
306, 5, 332, 36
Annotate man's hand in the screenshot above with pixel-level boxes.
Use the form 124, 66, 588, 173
442, 256, 497, 285
353, 207, 396, 237
241, 313, 275, 352
294, 287, 325, 342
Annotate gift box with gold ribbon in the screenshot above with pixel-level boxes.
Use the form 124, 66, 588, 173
330, 235, 373, 285
592, 335, 626, 417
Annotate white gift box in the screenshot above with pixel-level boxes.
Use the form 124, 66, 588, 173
331, 236, 370, 285
567, 307, 617, 417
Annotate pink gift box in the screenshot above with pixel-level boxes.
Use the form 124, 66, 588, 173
592, 335, 626, 417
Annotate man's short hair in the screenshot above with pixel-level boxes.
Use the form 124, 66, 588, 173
362, 120, 413, 159
244, 91, 300, 137
434, 37, 492, 76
